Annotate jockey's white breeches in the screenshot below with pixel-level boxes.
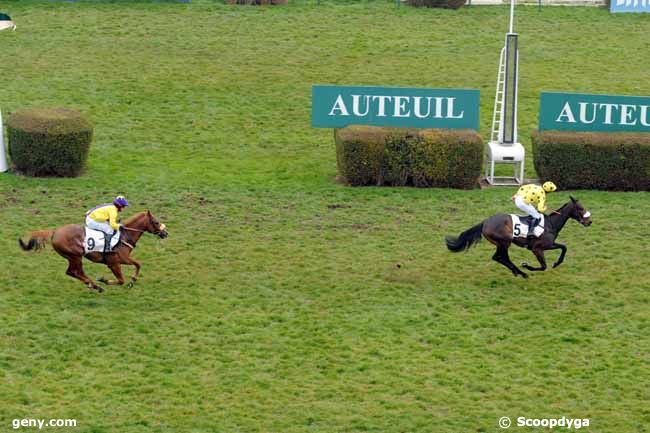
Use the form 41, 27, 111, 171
514, 195, 542, 219
85, 216, 115, 235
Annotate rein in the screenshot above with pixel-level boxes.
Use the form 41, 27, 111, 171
120, 224, 146, 250
120, 239, 135, 250
121, 226, 146, 233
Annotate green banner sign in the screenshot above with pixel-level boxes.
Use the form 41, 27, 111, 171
312, 85, 479, 130
539, 92, 650, 132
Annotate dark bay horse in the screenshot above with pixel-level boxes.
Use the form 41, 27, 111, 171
19, 211, 168, 292
445, 197, 592, 278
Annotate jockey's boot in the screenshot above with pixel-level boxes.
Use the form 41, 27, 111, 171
104, 233, 114, 253
527, 218, 541, 239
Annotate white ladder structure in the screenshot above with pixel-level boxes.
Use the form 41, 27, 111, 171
485, 0, 525, 186
490, 48, 507, 144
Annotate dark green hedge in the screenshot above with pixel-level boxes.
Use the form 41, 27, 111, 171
225, 0, 287, 4
335, 126, 483, 189
8, 107, 93, 177
406, 0, 466, 9
532, 130, 650, 191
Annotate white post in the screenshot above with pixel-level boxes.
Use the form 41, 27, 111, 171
509, 0, 515, 33
0, 15, 16, 173
0, 109, 7, 172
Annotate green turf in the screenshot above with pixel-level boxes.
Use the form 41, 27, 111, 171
1, 2, 649, 433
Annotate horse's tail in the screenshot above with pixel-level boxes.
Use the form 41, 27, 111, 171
19, 230, 55, 252
445, 222, 484, 252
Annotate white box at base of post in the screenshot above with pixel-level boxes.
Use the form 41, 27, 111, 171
485, 141, 524, 186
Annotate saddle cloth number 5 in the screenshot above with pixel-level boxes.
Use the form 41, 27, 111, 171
510, 214, 544, 238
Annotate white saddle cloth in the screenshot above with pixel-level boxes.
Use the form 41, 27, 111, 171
510, 215, 545, 238
84, 227, 120, 254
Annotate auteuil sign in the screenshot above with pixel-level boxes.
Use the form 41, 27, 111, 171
312, 85, 479, 130
540, 92, 650, 132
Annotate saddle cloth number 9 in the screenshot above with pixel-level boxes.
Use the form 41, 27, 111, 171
84, 227, 119, 254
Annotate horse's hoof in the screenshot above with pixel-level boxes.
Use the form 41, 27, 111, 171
96, 286, 105, 293
127, 282, 134, 289
97, 276, 108, 283
521, 273, 529, 279
552, 262, 560, 268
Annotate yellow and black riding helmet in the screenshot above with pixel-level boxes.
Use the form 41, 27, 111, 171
542, 181, 557, 193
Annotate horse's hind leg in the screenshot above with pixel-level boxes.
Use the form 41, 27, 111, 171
66, 256, 105, 292
493, 245, 528, 279
501, 248, 528, 278
492, 249, 515, 275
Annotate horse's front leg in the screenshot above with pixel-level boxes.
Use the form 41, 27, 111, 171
121, 255, 141, 288
522, 246, 548, 271
98, 261, 126, 286
549, 243, 567, 268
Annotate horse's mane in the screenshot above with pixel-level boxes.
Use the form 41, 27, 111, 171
548, 200, 578, 227
554, 196, 582, 214
554, 202, 570, 214
123, 211, 148, 227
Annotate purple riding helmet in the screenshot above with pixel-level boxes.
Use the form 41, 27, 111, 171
113, 196, 129, 209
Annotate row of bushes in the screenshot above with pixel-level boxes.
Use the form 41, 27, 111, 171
335, 126, 650, 190
225, 0, 464, 7
532, 131, 650, 191
5, 107, 649, 191
335, 126, 483, 189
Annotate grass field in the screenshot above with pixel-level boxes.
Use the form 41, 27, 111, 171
1, 1, 649, 433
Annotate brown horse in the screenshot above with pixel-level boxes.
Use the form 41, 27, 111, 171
19, 210, 168, 292
445, 197, 592, 278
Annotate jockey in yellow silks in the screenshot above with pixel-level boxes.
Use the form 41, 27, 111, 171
512, 182, 557, 236
85, 196, 129, 251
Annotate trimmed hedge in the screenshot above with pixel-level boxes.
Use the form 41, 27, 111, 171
406, 0, 466, 9
532, 130, 650, 191
8, 107, 93, 177
335, 126, 483, 189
